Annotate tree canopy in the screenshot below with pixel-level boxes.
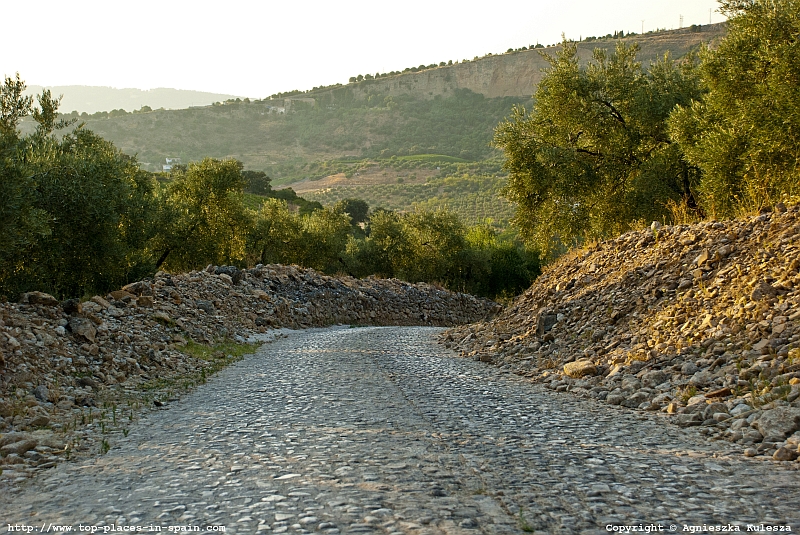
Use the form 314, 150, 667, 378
493, 41, 703, 255
496, 1, 800, 255
669, 0, 800, 217
1, 74, 157, 298
1, 74, 539, 301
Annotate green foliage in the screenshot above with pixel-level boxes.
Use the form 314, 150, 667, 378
1, 74, 159, 298
154, 158, 250, 271
463, 225, 541, 298
395, 154, 469, 163
299, 208, 352, 272
246, 198, 305, 266
0, 73, 33, 140
333, 198, 370, 226
242, 170, 272, 195
1, 75, 537, 301
21, 129, 158, 297
246, 201, 352, 275
493, 41, 703, 256
265, 186, 323, 215
341, 208, 538, 297
0, 76, 50, 292
669, 0, 800, 216
180, 339, 260, 361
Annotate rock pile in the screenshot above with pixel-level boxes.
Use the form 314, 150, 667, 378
444, 203, 800, 463
0, 264, 497, 480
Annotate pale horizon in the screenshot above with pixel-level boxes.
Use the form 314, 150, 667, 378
4, 0, 724, 98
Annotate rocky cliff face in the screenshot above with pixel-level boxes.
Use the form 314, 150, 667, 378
325, 25, 725, 101
0, 265, 497, 480
444, 203, 800, 463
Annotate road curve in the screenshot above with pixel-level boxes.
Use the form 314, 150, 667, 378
1, 327, 798, 535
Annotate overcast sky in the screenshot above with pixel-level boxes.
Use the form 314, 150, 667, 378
4, 0, 724, 98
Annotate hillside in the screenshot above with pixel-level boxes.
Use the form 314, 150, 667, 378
31, 25, 724, 178
23, 85, 240, 114
312, 23, 726, 102
40, 89, 523, 176
297, 170, 515, 229
444, 204, 800, 462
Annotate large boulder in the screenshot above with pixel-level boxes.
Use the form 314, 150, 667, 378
68, 317, 97, 343
122, 281, 153, 296
0, 439, 37, 456
756, 407, 800, 441
563, 359, 597, 378
20, 291, 59, 306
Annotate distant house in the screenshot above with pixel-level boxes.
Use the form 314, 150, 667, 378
163, 157, 181, 172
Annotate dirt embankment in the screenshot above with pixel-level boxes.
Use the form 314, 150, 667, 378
445, 204, 800, 463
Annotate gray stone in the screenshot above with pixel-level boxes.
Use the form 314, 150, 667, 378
681, 362, 699, 375
624, 392, 650, 408
756, 407, 800, 440
20, 291, 59, 306
730, 404, 752, 417
751, 282, 778, 301
689, 370, 713, 386
536, 310, 558, 336
606, 394, 625, 405
0, 439, 37, 456
29, 415, 50, 428
33, 385, 50, 402
196, 300, 215, 314
773, 447, 798, 461
215, 266, 243, 284
641, 370, 667, 387
68, 317, 97, 343
673, 413, 703, 427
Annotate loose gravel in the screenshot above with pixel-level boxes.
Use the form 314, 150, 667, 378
2, 327, 798, 534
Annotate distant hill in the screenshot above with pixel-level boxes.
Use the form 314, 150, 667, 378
30, 24, 726, 227
308, 23, 726, 102
24, 85, 241, 114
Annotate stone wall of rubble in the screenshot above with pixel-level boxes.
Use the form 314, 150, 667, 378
444, 203, 800, 462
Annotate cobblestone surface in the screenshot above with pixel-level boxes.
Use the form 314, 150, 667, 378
2, 327, 799, 534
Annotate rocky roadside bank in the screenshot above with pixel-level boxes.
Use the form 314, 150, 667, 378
444, 203, 800, 465
0, 264, 498, 484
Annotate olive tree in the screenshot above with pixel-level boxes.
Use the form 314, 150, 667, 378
493, 41, 703, 256
1, 74, 158, 298
669, 0, 800, 216
154, 158, 249, 271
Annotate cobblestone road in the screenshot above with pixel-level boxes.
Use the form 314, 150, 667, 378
2, 327, 799, 534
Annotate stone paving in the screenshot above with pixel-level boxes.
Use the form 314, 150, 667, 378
1, 327, 799, 534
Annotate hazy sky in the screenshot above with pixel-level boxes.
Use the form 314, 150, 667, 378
4, 0, 724, 98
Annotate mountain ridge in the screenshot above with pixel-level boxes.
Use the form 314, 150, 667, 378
23, 85, 241, 114
305, 23, 726, 102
